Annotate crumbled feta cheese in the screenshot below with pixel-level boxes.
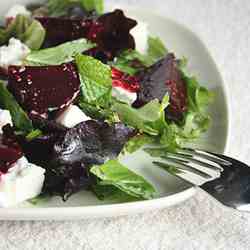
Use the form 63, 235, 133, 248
5, 4, 31, 20
112, 86, 137, 105
131, 20, 149, 54
0, 109, 12, 133
0, 157, 45, 208
56, 105, 91, 128
0, 38, 30, 70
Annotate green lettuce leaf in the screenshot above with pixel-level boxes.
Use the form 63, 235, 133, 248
113, 95, 169, 136
76, 54, 112, 106
81, 0, 103, 14
146, 36, 168, 64
90, 159, 156, 200
47, 0, 103, 17
181, 74, 214, 139
92, 185, 139, 202
110, 49, 150, 75
112, 36, 167, 75
0, 82, 33, 134
47, 0, 78, 17
0, 14, 45, 50
25, 39, 95, 66
78, 101, 118, 122
123, 134, 155, 154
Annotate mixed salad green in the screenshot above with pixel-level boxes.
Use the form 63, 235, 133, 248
0, 0, 213, 205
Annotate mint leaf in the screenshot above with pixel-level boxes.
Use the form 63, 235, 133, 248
25, 39, 95, 66
90, 159, 156, 200
76, 54, 112, 105
0, 82, 33, 134
0, 15, 45, 50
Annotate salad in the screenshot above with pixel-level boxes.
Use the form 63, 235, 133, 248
0, 0, 213, 207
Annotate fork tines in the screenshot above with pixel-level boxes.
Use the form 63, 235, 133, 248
153, 148, 232, 186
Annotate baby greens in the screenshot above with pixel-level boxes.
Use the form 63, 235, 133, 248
25, 39, 95, 65
91, 160, 156, 200
0, 15, 45, 50
0, 82, 33, 134
47, 0, 104, 17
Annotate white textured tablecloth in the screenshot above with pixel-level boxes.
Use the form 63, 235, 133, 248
1, 0, 250, 249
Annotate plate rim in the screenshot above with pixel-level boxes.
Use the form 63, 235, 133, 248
0, 5, 231, 220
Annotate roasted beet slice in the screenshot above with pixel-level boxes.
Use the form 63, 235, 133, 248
36, 9, 136, 57
18, 119, 135, 200
0, 126, 23, 175
94, 9, 137, 57
0, 144, 23, 175
36, 17, 93, 47
8, 63, 80, 118
133, 53, 187, 121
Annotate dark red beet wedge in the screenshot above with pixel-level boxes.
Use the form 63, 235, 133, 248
112, 67, 140, 93
133, 53, 187, 121
36, 17, 94, 47
36, 9, 136, 57
94, 9, 137, 58
8, 63, 80, 118
0, 127, 23, 175
0, 145, 23, 175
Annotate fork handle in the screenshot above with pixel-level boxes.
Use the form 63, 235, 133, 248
201, 154, 250, 211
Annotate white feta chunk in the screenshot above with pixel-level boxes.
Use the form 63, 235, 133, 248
0, 109, 12, 133
0, 38, 30, 70
112, 86, 137, 105
5, 4, 31, 20
56, 105, 91, 128
131, 20, 149, 54
0, 157, 45, 208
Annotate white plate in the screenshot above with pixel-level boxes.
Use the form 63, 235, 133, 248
0, 2, 230, 220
